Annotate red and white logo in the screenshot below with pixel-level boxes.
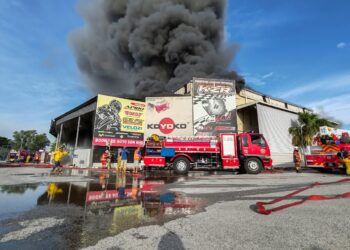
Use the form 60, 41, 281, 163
147, 117, 187, 135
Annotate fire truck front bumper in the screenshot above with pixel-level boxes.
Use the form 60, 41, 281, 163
263, 158, 273, 169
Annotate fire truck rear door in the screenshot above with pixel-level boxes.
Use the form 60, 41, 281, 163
220, 134, 239, 168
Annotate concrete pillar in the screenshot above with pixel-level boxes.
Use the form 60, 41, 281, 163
56, 123, 63, 150
89, 112, 96, 167
74, 116, 81, 149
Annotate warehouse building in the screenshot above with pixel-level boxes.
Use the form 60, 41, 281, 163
176, 79, 311, 167
50, 77, 310, 167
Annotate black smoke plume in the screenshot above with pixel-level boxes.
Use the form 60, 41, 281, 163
70, 0, 243, 97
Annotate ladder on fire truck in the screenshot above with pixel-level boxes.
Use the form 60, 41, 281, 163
210, 153, 219, 167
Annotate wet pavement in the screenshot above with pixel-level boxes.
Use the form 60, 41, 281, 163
0, 168, 349, 250
0, 170, 206, 249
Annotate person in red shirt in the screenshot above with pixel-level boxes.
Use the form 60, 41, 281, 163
100, 150, 110, 169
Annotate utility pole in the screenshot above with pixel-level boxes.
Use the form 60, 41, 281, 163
300, 124, 306, 167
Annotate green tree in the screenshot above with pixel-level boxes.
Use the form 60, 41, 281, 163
50, 139, 57, 152
0, 136, 11, 147
12, 130, 50, 151
31, 133, 50, 151
13, 130, 36, 150
0, 136, 12, 160
289, 112, 332, 147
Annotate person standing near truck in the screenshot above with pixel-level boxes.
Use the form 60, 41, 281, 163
293, 147, 302, 173
119, 147, 129, 173
100, 150, 110, 169
337, 148, 350, 175
133, 147, 142, 174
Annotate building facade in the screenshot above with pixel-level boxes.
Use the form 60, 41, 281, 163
51, 78, 310, 167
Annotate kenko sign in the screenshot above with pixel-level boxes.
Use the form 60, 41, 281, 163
145, 97, 193, 138
147, 118, 187, 134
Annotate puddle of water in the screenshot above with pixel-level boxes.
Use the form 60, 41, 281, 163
0, 171, 204, 249
0, 184, 46, 219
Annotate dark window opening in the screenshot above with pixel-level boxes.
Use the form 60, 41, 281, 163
242, 136, 248, 147
251, 134, 266, 148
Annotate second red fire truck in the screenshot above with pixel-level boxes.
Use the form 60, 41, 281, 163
305, 127, 350, 172
143, 133, 272, 175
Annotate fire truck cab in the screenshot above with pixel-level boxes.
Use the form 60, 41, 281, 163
143, 133, 272, 175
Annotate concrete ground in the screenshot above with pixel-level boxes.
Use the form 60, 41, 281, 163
0, 167, 349, 250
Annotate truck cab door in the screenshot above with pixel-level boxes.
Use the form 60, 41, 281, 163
220, 134, 239, 168
239, 134, 249, 155
247, 134, 269, 156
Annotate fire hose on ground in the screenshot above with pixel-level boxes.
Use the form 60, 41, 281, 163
256, 178, 350, 215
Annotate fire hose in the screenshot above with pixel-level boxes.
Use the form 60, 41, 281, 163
256, 178, 350, 215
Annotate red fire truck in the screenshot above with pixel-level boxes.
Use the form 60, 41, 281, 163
143, 133, 272, 174
306, 127, 350, 172
306, 143, 350, 171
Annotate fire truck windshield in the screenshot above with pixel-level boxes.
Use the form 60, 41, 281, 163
251, 134, 266, 148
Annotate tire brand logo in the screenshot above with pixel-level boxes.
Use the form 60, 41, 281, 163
147, 117, 187, 134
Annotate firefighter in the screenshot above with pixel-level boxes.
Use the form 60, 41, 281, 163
293, 147, 302, 173
52, 146, 68, 174
337, 148, 350, 176
133, 147, 142, 174
100, 150, 110, 169
34, 150, 41, 164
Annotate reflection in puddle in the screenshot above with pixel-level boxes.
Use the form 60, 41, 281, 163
0, 184, 46, 219
0, 171, 204, 248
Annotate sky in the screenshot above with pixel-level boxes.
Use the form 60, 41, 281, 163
0, 0, 349, 140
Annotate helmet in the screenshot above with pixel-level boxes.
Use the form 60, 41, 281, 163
109, 100, 122, 112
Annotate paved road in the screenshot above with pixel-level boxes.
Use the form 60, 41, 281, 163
0, 167, 349, 250
84, 171, 350, 250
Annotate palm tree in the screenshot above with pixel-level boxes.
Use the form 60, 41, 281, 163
289, 112, 332, 148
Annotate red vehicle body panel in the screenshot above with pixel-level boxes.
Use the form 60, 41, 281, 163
163, 137, 220, 154
143, 156, 166, 167
306, 144, 350, 169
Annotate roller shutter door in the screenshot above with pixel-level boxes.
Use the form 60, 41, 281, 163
257, 104, 298, 167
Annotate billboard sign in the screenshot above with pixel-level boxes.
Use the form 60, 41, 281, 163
93, 94, 145, 147
145, 96, 193, 138
192, 78, 237, 136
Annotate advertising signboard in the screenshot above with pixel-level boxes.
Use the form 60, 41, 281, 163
145, 96, 193, 138
192, 78, 237, 136
93, 94, 145, 147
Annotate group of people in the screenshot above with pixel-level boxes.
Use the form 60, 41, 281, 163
7, 149, 43, 163
51, 145, 143, 175
100, 146, 142, 174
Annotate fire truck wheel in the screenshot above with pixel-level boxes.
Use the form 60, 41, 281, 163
244, 158, 262, 174
173, 157, 190, 175
317, 168, 333, 174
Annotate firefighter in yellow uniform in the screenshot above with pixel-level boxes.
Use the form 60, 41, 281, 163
342, 158, 350, 176
52, 146, 68, 173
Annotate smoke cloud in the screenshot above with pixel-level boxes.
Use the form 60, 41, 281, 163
70, 0, 242, 97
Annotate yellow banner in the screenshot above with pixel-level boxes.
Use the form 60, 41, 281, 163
95, 94, 145, 134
